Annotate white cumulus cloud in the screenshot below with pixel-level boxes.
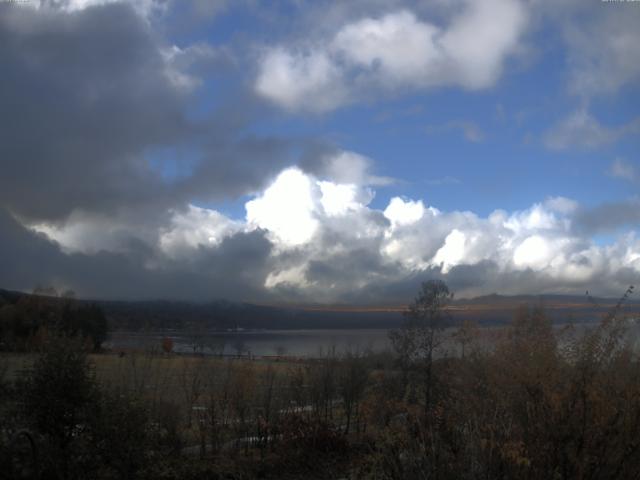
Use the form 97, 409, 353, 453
255, 0, 529, 113
245, 168, 320, 247
26, 0, 165, 18
159, 205, 241, 259
254, 48, 347, 114
27, 164, 640, 302
384, 197, 427, 228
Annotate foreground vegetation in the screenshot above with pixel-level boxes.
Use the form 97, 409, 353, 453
1, 282, 639, 479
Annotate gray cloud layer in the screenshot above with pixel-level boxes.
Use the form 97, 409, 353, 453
0, 208, 274, 301
0, 3, 190, 222
0, 2, 299, 225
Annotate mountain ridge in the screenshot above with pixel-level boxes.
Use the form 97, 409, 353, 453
2, 287, 638, 331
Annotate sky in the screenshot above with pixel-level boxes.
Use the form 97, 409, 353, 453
0, 0, 639, 304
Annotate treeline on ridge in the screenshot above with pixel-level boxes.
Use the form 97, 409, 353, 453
0, 287, 107, 352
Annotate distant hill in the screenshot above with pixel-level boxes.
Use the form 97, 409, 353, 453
1, 288, 638, 331
455, 292, 622, 306
449, 293, 639, 325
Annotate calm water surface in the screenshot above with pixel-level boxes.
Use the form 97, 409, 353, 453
106, 329, 392, 357
105, 321, 640, 358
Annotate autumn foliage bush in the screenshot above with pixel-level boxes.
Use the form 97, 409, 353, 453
363, 288, 640, 480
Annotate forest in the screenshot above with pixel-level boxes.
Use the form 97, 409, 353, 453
1, 281, 639, 479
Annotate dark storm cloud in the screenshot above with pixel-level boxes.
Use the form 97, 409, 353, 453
181, 134, 294, 202
306, 248, 397, 291
0, 208, 273, 301
440, 261, 638, 300
573, 199, 640, 235
0, 2, 299, 224
341, 260, 640, 305
0, 3, 191, 222
297, 142, 341, 175
191, 230, 274, 300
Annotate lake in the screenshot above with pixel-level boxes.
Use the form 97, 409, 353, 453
105, 319, 640, 359
105, 329, 394, 357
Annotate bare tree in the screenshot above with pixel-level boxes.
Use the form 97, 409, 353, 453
307, 349, 338, 423
229, 362, 256, 455
453, 319, 479, 359
389, 280, 453, 414
339, 351, 369, 434
207, 335, 226, 357
179, 357, 205, 428
232, 337, 246, 358
186, 321, 207, 355
204, 361, 233, 454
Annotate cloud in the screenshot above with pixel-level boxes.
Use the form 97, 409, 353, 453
425, 120, 485, 142
302, 150, 395, 187
318, 182, 368, 217
244, 161, 382, 248
562, 4, 640, 98
0, 208, 274, 301
30, 210, 161, 256
16, 164, 639, 303
573, 198, 640, 236
158, 205, 242, 259
172, 0, 229, 22
544, 196, 579, 215
255, 0, 528, 113
161, 42, 235, 92
34, 0, 233, 26
0, 3, 191, 222
543, 107, 640, 150
534, 3, 640, 151
609, 158, 639, 183
2, 1, 639, 304
331, 10, 441, 88
384, 197, 428, 228
246, 168, 320, 247
28, 0, 169, 20
179, 134, 297, 205
0, 2, 307, 228
254, 47, 347, 114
